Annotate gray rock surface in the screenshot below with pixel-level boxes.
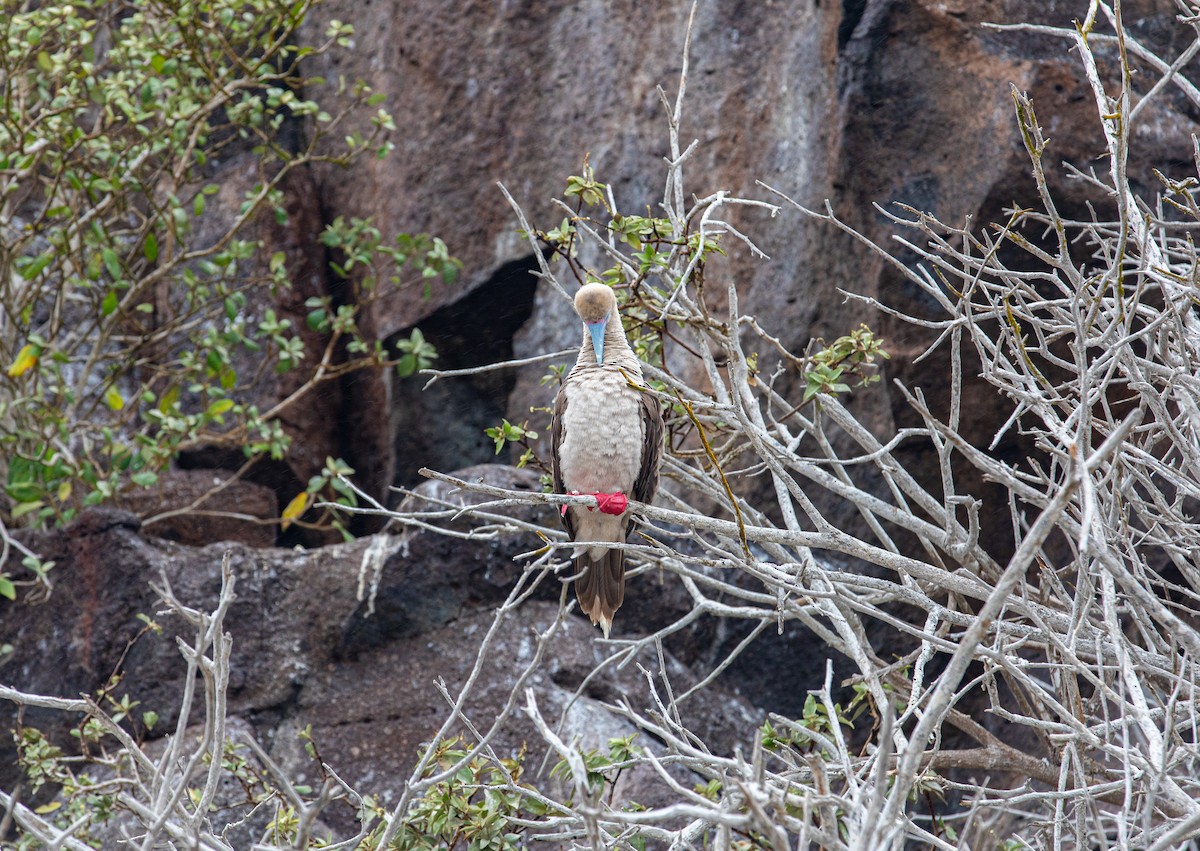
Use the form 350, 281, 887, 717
0, 470, 758, 835
287, 0, 1197, 553
111, 1, 1194, 551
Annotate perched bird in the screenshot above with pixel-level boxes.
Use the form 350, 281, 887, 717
551, 283, 664, 637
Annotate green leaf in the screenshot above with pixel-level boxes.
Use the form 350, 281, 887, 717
11, 500, 44, 520
157, 384, 180, 413
7, 481, 40, 506
131, 471, 158, 487
306, 308, 329, 332
102, 247, 122, 281
101, 290, 119, 317
18, 251, 53, 280
104, 386, 124, 411
143, 232, 158, 262
207, 398, 234, 417
0, 576, 14, 601
36, 51, 52, 72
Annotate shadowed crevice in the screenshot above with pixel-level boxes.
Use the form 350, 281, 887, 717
839, 0, 868, 50
388, 255, 540, 492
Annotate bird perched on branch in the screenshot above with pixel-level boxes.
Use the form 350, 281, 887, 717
551, 283, 664, 637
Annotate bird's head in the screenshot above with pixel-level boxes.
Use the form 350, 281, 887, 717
574, 283, 617, 364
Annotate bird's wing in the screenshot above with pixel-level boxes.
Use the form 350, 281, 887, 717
550, 387, 577, 540
631, 390, 663, 506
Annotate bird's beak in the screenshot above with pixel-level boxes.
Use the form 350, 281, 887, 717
587, 319, 606, 364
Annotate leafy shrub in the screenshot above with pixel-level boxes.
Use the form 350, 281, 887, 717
0, 0, 459, 569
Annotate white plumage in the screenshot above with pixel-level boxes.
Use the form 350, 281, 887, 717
551, 284, 663, 637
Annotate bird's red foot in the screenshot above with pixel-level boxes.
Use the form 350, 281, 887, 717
561, 491, 628, 516
593, 491, 628, 515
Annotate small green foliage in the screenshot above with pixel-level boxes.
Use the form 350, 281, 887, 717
395, 328, 439, 378
539, 363, 568, 387
760, 693, 864, 757
320, 221, 459, 314
0, 554, 56, 602
541, 160, 722, 297
550, 734, 643, 799
267, 805, 301, 844
387, 736, 561, 851
105, 692, 140, 725
564, 164, 608, 209
800, 693, 852, 734
910, 770, 946, 803
0, 0, 458, 557
845, 667, 908, 722
485, 419, 538, 457
14, 725, 119, 845
610, 213, 669, 249
620, 296, 664, 370
802, 324, 890, 403
760, 719, 786, 751
302, 457, 359, 540
544, 218, 577, 255
73, 717, 106, 745
694, 778, 722, 801
605, 733, 640, 764
14, 711, 356, 848
16, 727, 68, 793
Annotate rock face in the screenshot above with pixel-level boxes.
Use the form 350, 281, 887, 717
134, 0, 1194, 541
119, 469, 279, 548
298, 0, 839, 498
0, 474, 758, 836
286, 0, 1197, 548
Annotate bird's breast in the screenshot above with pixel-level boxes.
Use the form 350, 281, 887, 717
558, 369, 646, 496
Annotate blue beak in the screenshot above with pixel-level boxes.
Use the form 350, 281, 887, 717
587, 320, 606, 364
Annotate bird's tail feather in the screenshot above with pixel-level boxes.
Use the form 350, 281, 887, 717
575, 549, 625, 638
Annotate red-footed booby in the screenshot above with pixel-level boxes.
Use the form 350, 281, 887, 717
551, 283, 664, 637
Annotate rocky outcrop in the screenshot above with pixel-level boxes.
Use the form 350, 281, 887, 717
119, 469, 279, 548
0, 471, 759, 833
283, 0, 1196, 552
140, 1, 1196, 548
